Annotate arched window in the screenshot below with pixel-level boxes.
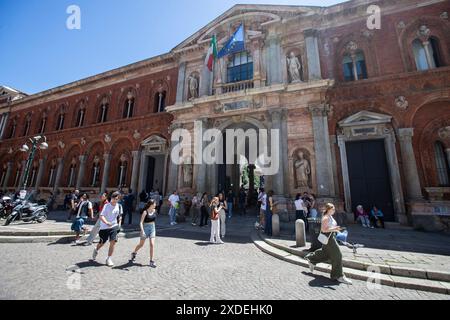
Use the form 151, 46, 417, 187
91, 156, 101, 187
430, 37, 443, 68
28, 163, 38, 188
8, 119, 17, 139
434, 141, 450, 186
14, 164, 21, 187
117, 155, 128, 188
68, 160, 77, 187
23, 114, 31, 137
123, 91, 135, 119
48, 161, 57, 187
413, 37, 443, 71
0, 164, 7, 187
56, 113, 65, 131
154, 91, 166, 113
38, 114, 47, 134
76, 108, 86, 127
342, 51, 367, 82
98, 97, 109, 123
227, 51, 253, 83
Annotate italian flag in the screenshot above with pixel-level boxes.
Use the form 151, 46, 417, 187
205, 35, 217, 72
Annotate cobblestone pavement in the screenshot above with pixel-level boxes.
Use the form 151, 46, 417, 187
0, 228, 449, 300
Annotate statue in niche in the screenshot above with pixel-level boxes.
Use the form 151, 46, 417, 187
188, 75, 199, 99
182, 161, 193, 188
294, 151, 311, 188
287, 52, 302, 83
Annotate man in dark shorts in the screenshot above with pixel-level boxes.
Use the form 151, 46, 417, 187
92, 192, 122, 267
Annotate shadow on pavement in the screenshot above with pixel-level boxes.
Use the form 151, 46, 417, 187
301, 271, 338, 290
157, 228, 251, 244
113, 260, 145, 271
75, 260, 103, 269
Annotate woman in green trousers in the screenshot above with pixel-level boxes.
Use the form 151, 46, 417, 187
305, 203, 352, 285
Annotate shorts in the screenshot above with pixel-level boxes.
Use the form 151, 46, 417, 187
71, 217, 85, 233
99, 227, 119, 244
141, 223, 156, 240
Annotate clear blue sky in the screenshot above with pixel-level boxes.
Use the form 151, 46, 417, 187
0, 0, 345, 94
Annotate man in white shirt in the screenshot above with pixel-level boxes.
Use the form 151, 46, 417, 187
92, 192, 122, 267
168, 190, 180, 226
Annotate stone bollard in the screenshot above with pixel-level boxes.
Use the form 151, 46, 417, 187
272, 214, 280, 237
295, 219, 306, 247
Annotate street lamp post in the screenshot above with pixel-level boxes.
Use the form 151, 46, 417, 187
20, 135, 48, 197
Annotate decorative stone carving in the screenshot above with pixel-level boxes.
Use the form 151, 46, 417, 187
438, 127, 450, 139
127, 91, 134, 101
182, 160, 193, 188
345, 41, 358, 53
71, 157, 77, 165
294, 150, 311, 189
441, 12, 448, 20
397, 21, 406, 29
93, 155, 100, 164
395, 96, 409, 110
309, 104, 331, 117
133, 130, 141, 140
58, 141, 65, 149
80, 137, 86, 146
417, 25, 431, 41
7, 147, 13, 154
286, 52, 302, 83
104, 134, 112, 143
168, 123, 183, 134
362, 30, 374, 40
213, 103, 224, 114
120, 154, 127, 163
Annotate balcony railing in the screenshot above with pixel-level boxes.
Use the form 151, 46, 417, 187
213, 79, 254, 95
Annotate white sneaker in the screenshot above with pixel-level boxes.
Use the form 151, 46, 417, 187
106, 257, 114, 267
337, 276, 353, 285
218, 240, 225, 244
92, 249, 98, 261
308, 261, 315, 273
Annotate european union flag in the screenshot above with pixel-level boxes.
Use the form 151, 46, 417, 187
217, 24, 245, 59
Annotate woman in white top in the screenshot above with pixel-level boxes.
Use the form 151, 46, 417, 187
305, 203, 352, 285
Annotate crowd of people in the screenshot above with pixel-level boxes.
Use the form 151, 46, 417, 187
49, 185, 378, 283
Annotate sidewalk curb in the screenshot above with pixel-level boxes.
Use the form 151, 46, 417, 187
251, 231, 449, 295
262, 233, 450, 284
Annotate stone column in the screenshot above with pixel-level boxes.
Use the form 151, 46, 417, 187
398, 128, 423, 200
130, 150, 141, 194
195, 119, 208, 193
0, 113, 8, 140
2, 162, 12, 189
280, 110, 289, 196
265, 34, 283, 85
166, 143, 179, 194
251, 38, 264, 88
304, 29, 322, 80
176, 62, 186, 103
270, 110, 284, 195
53, 158, 64, 193
34, 158, 46, 191
76, 155, 87, 189
100, 154, 111, 194
309, 104, 335, 197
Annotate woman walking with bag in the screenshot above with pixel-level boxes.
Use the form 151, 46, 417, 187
209, 197, 224, 244
199, 192, 209, 227
305, 203, 352, 285
130, 199, 158, 268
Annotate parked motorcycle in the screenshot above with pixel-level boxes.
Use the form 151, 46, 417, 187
0, 196, 16, 220
3, 200, 48, 226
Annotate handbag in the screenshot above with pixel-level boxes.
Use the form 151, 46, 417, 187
318, 232, 332, 245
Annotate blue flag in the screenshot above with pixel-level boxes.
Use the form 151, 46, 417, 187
217, 24, 245, 59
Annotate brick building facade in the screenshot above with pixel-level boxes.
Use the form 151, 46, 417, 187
1, 0, 449, 230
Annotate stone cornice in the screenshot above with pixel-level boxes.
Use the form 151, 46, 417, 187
166, 79, 333, 113
2, 52, 176, 110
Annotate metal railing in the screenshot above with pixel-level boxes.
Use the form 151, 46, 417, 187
213, 79, 254, 94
